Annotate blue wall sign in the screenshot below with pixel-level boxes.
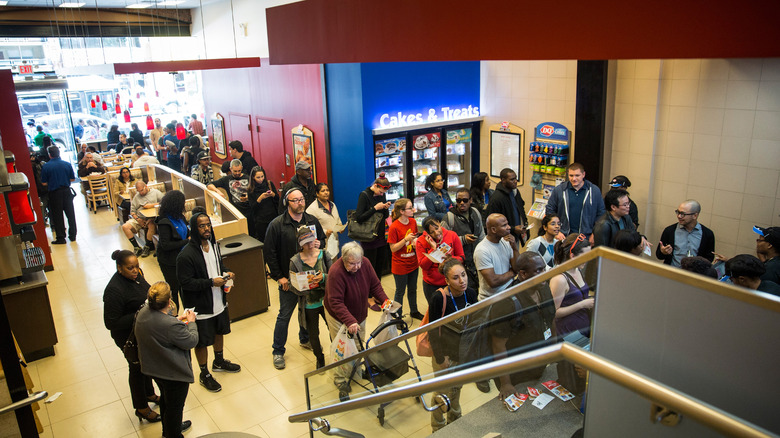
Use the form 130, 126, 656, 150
535, 122, 569, 141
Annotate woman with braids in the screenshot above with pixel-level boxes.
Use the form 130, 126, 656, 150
155, 190, 189, 307
247, 166, 279, 242
103, 249, 160, 423
136, 281, 198, 438
353, 173, 392, 309
469, 171, 493, 220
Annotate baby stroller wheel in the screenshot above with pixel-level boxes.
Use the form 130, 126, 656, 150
377, 406, 385, 426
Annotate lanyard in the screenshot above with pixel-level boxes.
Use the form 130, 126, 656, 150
447, 287, 468, 311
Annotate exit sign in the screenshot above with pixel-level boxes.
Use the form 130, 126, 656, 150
18, 65, 33, 74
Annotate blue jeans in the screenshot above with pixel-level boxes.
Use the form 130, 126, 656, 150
393, 269, 419, 313
272, 286, 309, 355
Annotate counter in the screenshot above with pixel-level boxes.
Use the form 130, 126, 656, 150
0, 271, 57, 361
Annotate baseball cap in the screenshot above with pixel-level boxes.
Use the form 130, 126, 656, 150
609, 175, 631, 188
754, 226, 780, 248
197, 151, 210, 161
295, 160, 311, 170
297, 227, 316, 246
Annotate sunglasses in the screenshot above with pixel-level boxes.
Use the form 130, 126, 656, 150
455, 198, 470, 203
569, 234, 586, 259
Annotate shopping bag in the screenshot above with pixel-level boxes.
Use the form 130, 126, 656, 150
373, 309, 399, 345
329, 324, 358, 375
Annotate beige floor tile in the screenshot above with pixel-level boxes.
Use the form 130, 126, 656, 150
52, 313, 88, 338
258, 403, 310, 438
89, 327, 119, 350
51, 329, 98, 358
108, 368, 132, 400
242, 345, 313, 384
406, 424, 433, 438
38, 425, 52, 438
99, 345, 129, 372
45, 373, 119, 424
120, 432, 139, 438
202, 383, 286, 431
378, 396, 432, 437
187, 361, 260, 404
259, 363, 310, 410
333, 405, 406, 437
37, 350, 108, 390
50, 400, 135, 438
243, 424, 271, 438
219, 321, 274, 358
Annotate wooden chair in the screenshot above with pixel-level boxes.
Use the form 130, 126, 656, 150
86, 174, 111, 214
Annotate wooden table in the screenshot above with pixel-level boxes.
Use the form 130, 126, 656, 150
139, 206, 159, 218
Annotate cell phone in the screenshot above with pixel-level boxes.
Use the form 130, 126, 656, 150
266, 190, 272, 194
222, 275, 230, 280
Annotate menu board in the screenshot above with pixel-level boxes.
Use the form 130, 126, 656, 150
490, 130, 523, 183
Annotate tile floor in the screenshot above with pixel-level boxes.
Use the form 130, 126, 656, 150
28, 186, 497, 438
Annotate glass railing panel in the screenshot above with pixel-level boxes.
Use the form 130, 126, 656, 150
301, 251, 601, 436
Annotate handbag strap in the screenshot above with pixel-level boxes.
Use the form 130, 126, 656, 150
127, 303, 145, 343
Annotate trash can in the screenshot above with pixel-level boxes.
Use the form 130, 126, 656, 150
218, 233, 270, 321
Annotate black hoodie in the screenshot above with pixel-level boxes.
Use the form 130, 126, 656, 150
176, 213, 229, 314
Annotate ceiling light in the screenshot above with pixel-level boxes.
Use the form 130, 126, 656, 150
58, 2, 86, 7
126, 3, 151, 8
0, 1, 9, 6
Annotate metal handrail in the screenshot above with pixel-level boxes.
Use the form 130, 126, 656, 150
290, 343, 774, 438
0, 391, 48, 416
306, 247, 780, 380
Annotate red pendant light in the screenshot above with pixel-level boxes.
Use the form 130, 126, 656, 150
116, 93, 120, 99
146, 115, 154, 130
115, 103, 121, 114
102, 101, 108, 111
95, 95, 100, 102
155, 90, 159, 97
128, 99, 133, 109
143, 102, 149, 112
123, 110, 131, 123
176, 122, 186, 140
90, 99, 96, 108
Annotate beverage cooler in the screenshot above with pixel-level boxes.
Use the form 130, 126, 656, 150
372, 121, 479, 224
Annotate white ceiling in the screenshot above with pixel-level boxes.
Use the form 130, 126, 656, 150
1, 0, 222, 8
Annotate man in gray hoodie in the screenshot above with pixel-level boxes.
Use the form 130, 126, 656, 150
545, 162, 605, 243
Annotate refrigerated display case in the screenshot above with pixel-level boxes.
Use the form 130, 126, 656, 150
374, 136, 406, 202
444, 127, 471, 199
371, 120, 481, 226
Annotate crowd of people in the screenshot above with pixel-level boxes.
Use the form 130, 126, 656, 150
94, 155, 778, 436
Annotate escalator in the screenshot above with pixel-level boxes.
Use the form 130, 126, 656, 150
290, 248, 780, 438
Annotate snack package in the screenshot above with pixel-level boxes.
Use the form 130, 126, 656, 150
527, 386, 541, 400
542, 380, 575, 401
503, 393, 528, 412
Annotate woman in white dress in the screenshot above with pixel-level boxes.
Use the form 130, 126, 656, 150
305, 183, 344, 260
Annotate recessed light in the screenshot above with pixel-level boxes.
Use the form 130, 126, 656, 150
126, 3, 151, 8
59, 2, 86, 7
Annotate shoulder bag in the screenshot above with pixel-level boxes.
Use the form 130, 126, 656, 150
123, 305, 144, 365
347, 192, 384, 242
415, 288, 448, 357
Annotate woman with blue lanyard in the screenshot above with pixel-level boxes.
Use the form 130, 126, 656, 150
155, 190, 190, 308
427, 258, 478, 432
423, 172, 453, 221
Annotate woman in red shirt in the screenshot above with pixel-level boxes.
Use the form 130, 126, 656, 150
388, 198, 423, 320
416, 216, 465, 304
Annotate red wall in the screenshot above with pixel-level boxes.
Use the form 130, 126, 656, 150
0, 70, 52, 268
267, 0, 780, 64
201, 59, 327, 186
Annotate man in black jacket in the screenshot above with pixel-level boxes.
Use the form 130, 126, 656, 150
444, 188, 485, 289
176, 213, 240, 393
220, 140, 259, 174
485, 168, 528, 246
656, 199, 715, 266
279, 160, 317, 212
593, 189, 637, 248
265, 188, 326, 370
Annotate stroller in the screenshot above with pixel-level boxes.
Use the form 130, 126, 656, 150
343, 312, 423, 426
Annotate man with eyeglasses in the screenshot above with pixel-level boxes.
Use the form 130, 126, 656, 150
444, 188, 485, 289
656, 199, 715, 266
593, 189, 646, 249
279, 160, 317, 212
754, 227, 780, 284
265, 188, 326, 370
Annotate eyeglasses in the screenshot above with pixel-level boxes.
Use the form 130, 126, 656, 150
675, 210, 695, 217
455, 198, 470, 203
288, 197, 305, 204
403, 207, 415, 211
618, 202, 631, 207
569, 234, 586, 259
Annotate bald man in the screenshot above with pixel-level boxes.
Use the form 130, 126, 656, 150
473, 213, 522, 300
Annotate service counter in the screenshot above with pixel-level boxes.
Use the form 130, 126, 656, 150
0, 271, 57, 362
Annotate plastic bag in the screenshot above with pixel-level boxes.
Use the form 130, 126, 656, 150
373, 309, 399, 345
329, 324, 358, 375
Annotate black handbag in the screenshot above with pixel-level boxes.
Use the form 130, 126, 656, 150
346, 193, 384, 242
123, 305, 143, 365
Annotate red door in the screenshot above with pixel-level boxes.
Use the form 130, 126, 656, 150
227, 113, 253, 160
255, 117, 288, 187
